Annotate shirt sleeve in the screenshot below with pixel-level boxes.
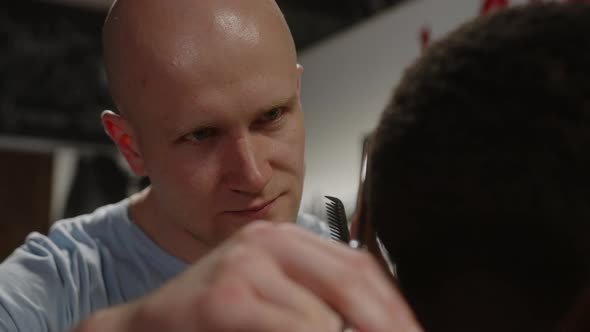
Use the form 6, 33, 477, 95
0, 231, 94, 332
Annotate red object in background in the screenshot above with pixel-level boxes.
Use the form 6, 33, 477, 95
420, 25, 431, 51
419, 0, 590, 55
480, 0, 509, 15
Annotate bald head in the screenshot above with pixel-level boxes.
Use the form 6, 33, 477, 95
102, 0, 297, 122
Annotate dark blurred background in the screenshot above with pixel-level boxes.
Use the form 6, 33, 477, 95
0, 0, 404, 259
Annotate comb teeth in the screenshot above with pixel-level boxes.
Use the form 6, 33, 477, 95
324, 196, 350, 243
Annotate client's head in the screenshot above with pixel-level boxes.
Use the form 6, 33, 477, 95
369, 3, 590, 331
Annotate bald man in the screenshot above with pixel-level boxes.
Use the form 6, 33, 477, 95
0, 0, 420, 331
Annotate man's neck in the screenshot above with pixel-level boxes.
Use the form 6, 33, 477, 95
128, 187, 212, 264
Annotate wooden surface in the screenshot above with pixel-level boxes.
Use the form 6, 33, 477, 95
0, 149, 52, 261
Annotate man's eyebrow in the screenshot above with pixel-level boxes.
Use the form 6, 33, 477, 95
257, 94, 298, 113
164, 95, 298, 139
164, 125, 187, 142
164, 120, 206, 141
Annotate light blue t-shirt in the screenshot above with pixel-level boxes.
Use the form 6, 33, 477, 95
0, 199, 329, 332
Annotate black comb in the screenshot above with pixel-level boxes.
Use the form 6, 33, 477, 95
324, 196, 350, 243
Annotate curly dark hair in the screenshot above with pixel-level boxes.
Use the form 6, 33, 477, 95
368, 3, 590, 331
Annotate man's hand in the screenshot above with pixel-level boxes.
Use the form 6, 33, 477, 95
73, 221, 422, 332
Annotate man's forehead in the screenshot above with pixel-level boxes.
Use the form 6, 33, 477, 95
157, 77, 299, 136
106, 0, 282, 40
104, 0, 293, 86
104, 0, 297, 126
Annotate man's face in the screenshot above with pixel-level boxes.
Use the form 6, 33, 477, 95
127, 36, 305, 247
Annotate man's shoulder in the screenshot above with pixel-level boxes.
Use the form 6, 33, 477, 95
0, 200, 131, 332
43, 199, 130, 247
51, 199, 130, 233
4, 199, 131, 276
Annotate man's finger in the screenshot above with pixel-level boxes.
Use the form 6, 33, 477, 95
237, 222, 422, 332
220, 243, 343, 329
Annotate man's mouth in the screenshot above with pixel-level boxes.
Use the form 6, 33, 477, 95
224, 196, 279, 219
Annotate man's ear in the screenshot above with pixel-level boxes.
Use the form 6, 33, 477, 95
101, 110, 147, 177
296, 64, 304, 93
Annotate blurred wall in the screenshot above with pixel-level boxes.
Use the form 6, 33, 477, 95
298, 0, 538, 215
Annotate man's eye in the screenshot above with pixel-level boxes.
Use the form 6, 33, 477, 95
183, 127, 217, 142
257, 108, 285, 124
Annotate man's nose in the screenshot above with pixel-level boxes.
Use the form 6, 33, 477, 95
222, 136, 272, 194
